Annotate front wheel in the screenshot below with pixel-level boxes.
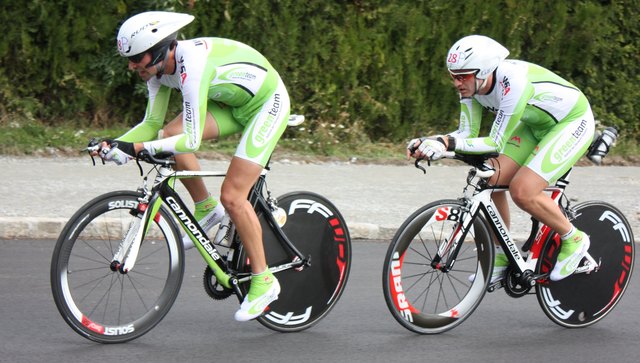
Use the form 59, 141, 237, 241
382, 200, 494, 334
536, 201, 634, 328
235, 191, 352, 332
50, 191, 184, 343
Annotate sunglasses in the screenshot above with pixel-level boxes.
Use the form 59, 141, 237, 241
127, 52, 148, 63
449, 71, 478, 82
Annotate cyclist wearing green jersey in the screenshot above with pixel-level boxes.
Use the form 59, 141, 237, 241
407, 35, 594, 282
101, 11, 289, 321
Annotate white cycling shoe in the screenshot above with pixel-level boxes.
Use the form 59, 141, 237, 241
550, 231, 590, 281
235, 274, 281, 322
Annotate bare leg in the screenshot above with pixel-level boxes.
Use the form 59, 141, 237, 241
509, 167, 572, 235
220, 157, 267, 274
488, 155, 520, 230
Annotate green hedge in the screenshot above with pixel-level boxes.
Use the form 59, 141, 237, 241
1, 0, 638, 145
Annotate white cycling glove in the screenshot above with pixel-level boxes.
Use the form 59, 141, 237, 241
406, 138, 424, 154
407, 136, 456, 160
101, 140, 135, 165
418, 139, 447, 160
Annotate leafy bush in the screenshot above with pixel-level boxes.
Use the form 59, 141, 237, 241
1, 0, 638, 151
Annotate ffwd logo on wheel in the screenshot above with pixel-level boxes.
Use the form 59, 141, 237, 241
264, 198, 348, 326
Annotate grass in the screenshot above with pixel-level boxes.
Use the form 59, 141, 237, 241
0, 118, 406, 163
1, 118, 637, 166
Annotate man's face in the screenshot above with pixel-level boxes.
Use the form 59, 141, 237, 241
449, 71, 478, 97
128, 52, 157, 81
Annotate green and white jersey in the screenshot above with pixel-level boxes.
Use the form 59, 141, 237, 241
118, 37, 288, 159
450, 60, 595, 182
452, 60, 589, 152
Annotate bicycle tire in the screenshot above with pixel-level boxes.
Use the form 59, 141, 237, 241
234, 191, 352, 332
382, 199, 494, 334
50, 191, 184, 343
536, 201, 634, 328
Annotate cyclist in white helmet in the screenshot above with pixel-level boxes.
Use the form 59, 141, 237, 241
407, 35, 595, 282
97, 11, 291, 321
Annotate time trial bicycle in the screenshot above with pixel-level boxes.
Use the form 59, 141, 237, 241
382, 136, 634, 334
50, 121, 352, 343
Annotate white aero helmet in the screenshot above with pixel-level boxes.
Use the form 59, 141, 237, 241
446, 35, 509, 79
117, 11, 194, 66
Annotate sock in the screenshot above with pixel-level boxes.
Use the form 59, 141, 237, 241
194, 195, 218, 221
248, 269, 275, 301
560, 226, 576, 241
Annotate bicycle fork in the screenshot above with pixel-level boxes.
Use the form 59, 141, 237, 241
110, 193, 163, 274
431, 200, 487, 273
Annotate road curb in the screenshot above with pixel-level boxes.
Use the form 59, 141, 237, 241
0, 217, 398, 241
0, 217, 68, 240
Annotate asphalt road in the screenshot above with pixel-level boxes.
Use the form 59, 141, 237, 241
1, 239, 638, 363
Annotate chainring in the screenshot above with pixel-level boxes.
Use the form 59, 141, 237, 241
504, 266, 533, 297
203, 266, 234, 300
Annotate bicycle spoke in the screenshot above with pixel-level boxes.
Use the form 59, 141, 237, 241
70, 271, 113, 292
136, 242, 167, 264
402, 261, 432, 267
123, 274, 151, 316
408, 269, 436, 313
433, 271, 446, 313
68, 265, 113, 274
444, 272, 468, 303
74, 239, 113, 263
87, 272, 119, 318
409, 241, 432, 262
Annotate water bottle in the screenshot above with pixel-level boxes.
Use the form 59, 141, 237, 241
587, 127, 618, 165
213, 213, 233, 247
272, 207, 287, 227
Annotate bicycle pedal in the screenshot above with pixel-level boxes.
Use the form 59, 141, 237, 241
574, 259, 599, 274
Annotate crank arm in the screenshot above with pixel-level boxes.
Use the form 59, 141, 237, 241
269, 258, 309, 274
487, 279, 505, 293
236, 257, 309, 284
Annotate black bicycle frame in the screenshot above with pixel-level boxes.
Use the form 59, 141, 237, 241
248, 175, 308, 262
157, 179, 229, 274
146, 171, 309, 297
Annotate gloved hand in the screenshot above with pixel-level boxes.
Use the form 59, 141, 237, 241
407, 137, 448, 160
417, 138, 447, 160
406, 137, 426, 156
101, 139, 136, 165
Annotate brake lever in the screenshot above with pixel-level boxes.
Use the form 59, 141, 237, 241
134, 153, 144, 176
408, 141, 430, 174
87, 151, 107, 166
414, 157, 430, 174
85, 138, 105, 166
